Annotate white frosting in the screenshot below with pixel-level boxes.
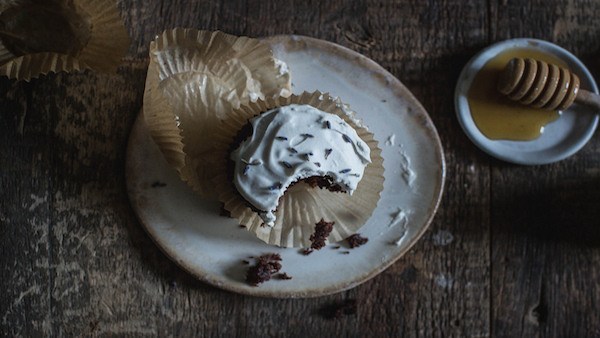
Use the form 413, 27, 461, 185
231, 104, 371, 226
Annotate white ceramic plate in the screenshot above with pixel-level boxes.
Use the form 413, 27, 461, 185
455, 38, 599, 165
126, 35, 445, 298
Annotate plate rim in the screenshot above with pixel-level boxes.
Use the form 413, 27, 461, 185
454, 38, 599, 165
126, 34, 446, 298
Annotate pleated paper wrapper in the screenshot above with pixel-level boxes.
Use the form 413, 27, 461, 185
0, 0, 130, 80
142, 28, 291, 196
212, 91, 385, 248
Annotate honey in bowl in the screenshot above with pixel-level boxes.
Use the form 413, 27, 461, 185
467, 49, 568, 141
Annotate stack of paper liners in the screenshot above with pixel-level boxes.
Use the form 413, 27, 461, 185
143, 28, 291, 196
0, 0, 130, 80
213, 91, 385, 248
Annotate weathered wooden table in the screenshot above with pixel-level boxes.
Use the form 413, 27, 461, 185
2, 1, 600, 336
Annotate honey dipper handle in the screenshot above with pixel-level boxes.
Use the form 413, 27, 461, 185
575, 89, 600, 111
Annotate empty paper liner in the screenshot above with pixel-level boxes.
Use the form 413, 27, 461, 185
212, 91, 385, 248
143, 28, 291, 196
0, 0, 130, 80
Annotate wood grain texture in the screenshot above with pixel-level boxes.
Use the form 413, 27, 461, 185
1, 0, 600, 336
490, 1, 600, 337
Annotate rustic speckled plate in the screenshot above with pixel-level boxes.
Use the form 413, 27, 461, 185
126, 35, 445, 298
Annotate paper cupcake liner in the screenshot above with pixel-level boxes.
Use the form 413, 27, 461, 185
212, 91, 385, 248
0, 40, 14, 65
144, 72, 240, 197
74, 0, 130, 72
142, 29, 292, 196
0, 0, 129, 80
148, 28, 291, 98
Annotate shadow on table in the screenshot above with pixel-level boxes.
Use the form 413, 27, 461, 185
119, 182, 231, 292
124, 206, 231, 292
492, 174, 600, 247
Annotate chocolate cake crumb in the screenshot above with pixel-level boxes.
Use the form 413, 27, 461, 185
277, 272, 293, 280
242, 260, 250, 265
321, 299, 357, 319
239, 224, 246, 228
346, 234, 369, 248
332, 246, 341, 250
341, 251, 350, 255
302, 176, 344, 192
309, 219, 335, 250
245, 253, 282, 286
151, 181, 167, 188
302, 248, 314, 255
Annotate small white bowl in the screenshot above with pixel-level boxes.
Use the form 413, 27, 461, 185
455, 38, 599, 165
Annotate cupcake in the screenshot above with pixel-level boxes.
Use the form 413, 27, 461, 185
141, 30, 383, 248
213, 91, 385, 248
230, 103, 372, 226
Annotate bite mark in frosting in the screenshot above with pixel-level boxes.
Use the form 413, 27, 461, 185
231, 104, 371, 226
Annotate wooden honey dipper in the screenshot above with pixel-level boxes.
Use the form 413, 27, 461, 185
497, 57, 600, 111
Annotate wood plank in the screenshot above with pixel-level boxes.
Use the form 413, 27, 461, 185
349, 0, 492, 336
0, 80, 52, 336
490, 1, 600, 336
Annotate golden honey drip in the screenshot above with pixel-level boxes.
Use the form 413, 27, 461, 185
467, 49, 567, 141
